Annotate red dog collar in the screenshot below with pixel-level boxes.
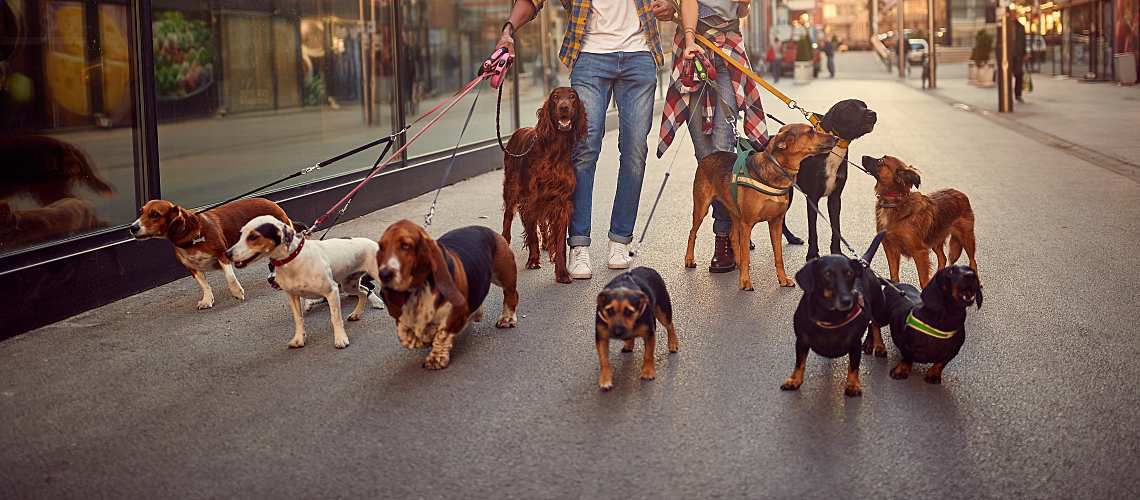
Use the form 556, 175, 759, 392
270, 237, 305, 267
815, 303, 863, 330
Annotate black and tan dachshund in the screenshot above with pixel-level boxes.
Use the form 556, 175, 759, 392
783, 231, 885, 397
595, 267, 677, 391
782, 99, 878, 260
875, 265, 983, 385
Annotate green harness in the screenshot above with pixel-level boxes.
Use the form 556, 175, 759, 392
906, 311, 957, 340
730, 137, 792, 206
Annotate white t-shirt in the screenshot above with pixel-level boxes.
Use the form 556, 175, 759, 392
580, 0, 649, 54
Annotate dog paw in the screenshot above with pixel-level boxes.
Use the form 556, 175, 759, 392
785, 235, 804, 245
423, 354, 450, 370
229, 288, 246, 301
640, 369, 657, 381
599, 380, 614, 391
196, 298, 215, 310
874, 347, 887, 358
347, 312, 362, 321
288, 336, 305, 348
684, 261, 697, 269
777, 277, 795, 288
844, 385, 864, 397
667, 342, 679, 353
889, 364, 911, 380
556, 274, 573, 284
924, 373, 942, 385
526, 260, 541, 270
471, 308, 485, 323
780, 379, 802, 391
495, 313, 518, 328
749, 240, 756, 250
334, 336, 350, 349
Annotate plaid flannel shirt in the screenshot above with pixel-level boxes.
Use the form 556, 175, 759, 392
657, 29, 767, 158
526, 0, 664, 69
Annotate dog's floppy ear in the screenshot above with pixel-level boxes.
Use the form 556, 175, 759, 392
920, 273, 947, 312
535, 96, 557, 139
899, 166, 921, 189
418, 233, 467, 311
282, 222, 294, 247
974, 285, 984, 310
634, 292, 649, 317
794, 261, 817, 293
167, 207, 187, 238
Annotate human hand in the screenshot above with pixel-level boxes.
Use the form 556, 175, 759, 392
682, 40, 701, 60
651, 0, 676, 22
494, 25, 515, 58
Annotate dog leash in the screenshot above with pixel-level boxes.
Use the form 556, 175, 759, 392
306, 72, 493, 235
761, 112, 873, 176
425, 86, 483, 227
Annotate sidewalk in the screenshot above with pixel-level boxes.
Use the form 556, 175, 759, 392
3, 72, 1140, 497
901, 61, 1140, 177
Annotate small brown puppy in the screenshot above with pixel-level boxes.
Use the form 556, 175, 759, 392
686, 124, 837, 290
862, 155, 979, 288
595, 267, 677, 390
130, 198, 295, 309
0, 198, 105, 249
376, 221, 519, 370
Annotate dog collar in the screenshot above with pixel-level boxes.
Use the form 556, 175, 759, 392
815, 303, 863, 329
814, 124, 851, 149
174, 232, 206, 249
877, 192, 905, 208
270, 238, 305, 267
906, 311, 957, 339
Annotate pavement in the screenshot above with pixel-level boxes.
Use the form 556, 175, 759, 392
3, 52, 1140, 498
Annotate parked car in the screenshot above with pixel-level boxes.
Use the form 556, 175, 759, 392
779, 39, 821, 78
906, 38, 928, 64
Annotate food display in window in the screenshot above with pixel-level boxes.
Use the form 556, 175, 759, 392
153, 11, 215, 100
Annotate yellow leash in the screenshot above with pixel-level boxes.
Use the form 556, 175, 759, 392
693, 34, 824, 132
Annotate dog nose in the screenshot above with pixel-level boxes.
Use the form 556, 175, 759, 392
128, 222, 140, 235
837, 296, 854, 310
378, 268, 395, 283
224, 249, 233, 260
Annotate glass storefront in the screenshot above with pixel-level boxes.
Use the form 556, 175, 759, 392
1, 0, 553, 259
1, 0, 140, 255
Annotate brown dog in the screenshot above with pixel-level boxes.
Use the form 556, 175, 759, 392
0, 135, 114, 205
0, 198, 106, 249
130, 198, 295, 309
862, 155, 978, 287
686, 124, 837, 290
376, 221, 519, 370
501, 87, 586, 283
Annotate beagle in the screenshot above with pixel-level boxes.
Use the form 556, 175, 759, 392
227, 215, 380, 349
376, 221, 519, 370
130, 198, 294, 310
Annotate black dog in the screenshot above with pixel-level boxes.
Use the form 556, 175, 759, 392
595, 267, 677, 391
782, 100, 878, 260
877, 265, 982, 384
782, 231, 885, 397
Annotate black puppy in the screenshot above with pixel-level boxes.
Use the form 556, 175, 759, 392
595, 267, 677, 391
878, 265, 982, 384
782, 100, 878, 260
782, 231, 885, 397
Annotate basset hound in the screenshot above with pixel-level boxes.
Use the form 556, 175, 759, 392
376, 220, 520, 370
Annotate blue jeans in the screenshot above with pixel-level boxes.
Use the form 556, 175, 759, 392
568, 52, 657, 247
688, 56, 737, 236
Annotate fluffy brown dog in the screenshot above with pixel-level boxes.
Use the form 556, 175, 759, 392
862, 155, 978, 288
501, 87, 586, 284
686, 124, 837, 290
0, 198, 106, 249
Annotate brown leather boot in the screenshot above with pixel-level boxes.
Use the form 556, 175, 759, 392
709, 233, 736, 273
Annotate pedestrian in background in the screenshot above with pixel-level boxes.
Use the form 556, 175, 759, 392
995, 12, 1027, 103
823, 35, 836, 78
494, 0, 672, 278
657, 0, 767, 273
766, 39, 780, 82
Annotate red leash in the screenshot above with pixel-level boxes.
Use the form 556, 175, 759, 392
307, 73, 489, 233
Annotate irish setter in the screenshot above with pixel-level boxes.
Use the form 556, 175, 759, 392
501, 87, 586, 284
863, 155, 979, 288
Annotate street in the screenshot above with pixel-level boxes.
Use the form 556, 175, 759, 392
2, 52, 1139, 498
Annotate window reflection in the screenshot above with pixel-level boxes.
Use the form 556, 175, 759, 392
1, 0, 136, 255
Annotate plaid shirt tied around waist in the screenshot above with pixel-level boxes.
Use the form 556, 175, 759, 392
656, 29, 767, 158
527, 0, 664, 69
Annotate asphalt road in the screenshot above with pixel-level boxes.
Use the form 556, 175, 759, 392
2, 61, 1139, 498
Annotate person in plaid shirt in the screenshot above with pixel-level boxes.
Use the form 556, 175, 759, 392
658, 0, 767, 273
494, 0, 674, 279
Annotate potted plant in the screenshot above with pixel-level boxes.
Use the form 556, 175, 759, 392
971, 29, 995, 87
794, 34, 813, 84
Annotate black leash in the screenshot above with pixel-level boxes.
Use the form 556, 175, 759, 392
762, 111, 873, 177
495, 79, 537, 158
425, 86, 483, 227
196, 127, 409, 214
317, 138, 396, 240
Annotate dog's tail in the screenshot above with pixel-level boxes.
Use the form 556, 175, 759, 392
861, 230, 886, 264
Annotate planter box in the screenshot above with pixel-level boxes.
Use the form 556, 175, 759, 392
975, 62, 995, 87
967, 61, 977, 84
1115, 53, 1137, 85
793, 61, 812, 85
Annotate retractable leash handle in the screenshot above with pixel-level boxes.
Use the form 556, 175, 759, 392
480, 47, 514, 89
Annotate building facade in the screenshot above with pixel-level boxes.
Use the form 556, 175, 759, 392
0, 0, 577, 337
822, 0, 871, 48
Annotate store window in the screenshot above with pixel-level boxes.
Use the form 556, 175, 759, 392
399, 0, 518, 158
1, 0, 139, 256
153, 0, 395, 210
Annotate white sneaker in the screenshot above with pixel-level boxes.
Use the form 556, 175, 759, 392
607, 241, 633, 270
568, 246, 593, 279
